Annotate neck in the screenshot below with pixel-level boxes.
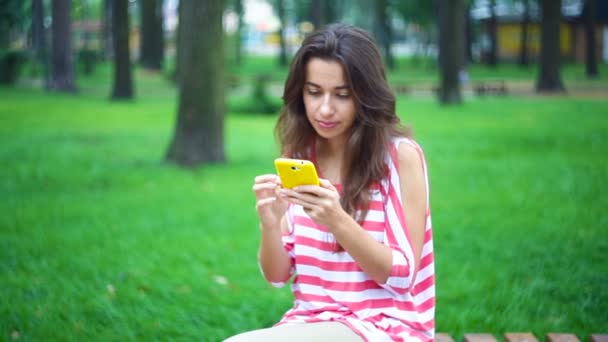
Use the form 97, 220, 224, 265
316, 136, 350, 183
317, 135, 347, 160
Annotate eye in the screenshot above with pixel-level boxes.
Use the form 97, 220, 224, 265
336, 92, 351, 99
306, 89, 321, 96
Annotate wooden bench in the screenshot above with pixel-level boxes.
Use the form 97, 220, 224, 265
473, 80, 508, 96
435, 332, 608, 342
392, 83, 410, 95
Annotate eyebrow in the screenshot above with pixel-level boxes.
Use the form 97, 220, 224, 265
304, 81, 349, 90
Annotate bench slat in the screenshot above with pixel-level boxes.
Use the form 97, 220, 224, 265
546, 333, 581, 342
505, 333, 539, 342
436, 333, 455, 342
464, 333, 498, 342
591, 335, 608, 342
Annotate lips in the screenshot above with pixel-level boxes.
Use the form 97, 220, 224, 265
317, 120, 339, 129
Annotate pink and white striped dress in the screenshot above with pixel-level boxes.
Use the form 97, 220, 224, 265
266, 137, 435, 342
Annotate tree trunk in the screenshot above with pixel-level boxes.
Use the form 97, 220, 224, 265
374, 0, 394, 69
310, 0, 336, 30
173, 0, 183, 83
111, 0, 134, 99
32, 0, 50, 88
102, 0, 114, 59
324, 1, 336, 25
235, 0, 244, 65
0, 13, 8, 53
518, 0, 530, 66
80, 0, 96, 76
465, 2, 473, 64
139, 0, 164, 70
50, 0, 77, 92
311, 0, 323, 30
536, 0, 565, 92
487, 0, 498, 66
583, 0, 599, 78
438, 0, 465, 104
276, 0, 287, 66
166, 0, 225, 166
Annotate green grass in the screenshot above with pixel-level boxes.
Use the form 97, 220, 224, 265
1, 61, 607, 341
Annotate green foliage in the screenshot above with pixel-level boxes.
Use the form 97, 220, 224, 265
0, 0, 29, 33
72, 0, 104, 20
226, 57, 286, 115
0, 49, 27, 84
392, 0, 436, 29
1, 61, 607, 341
235, 73, 282, 115
78, 49, 100, 76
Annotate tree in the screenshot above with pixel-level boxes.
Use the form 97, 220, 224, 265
0, 3, 10, 55
438, 0, 465, 104
518, 0, 531, 66
0, 0, 27, 85
139, 0, 164, 70
32, 0, 50, 88
310, 0, 335, 30
486, 0, 498, 66
583, 0, 599, 78
0, 0, 27, 53
374, 0, 393, 69
310, 0, 323, 30
536, 0, 565, 92
234, 0, 244, 65
111, 0, 133, 99
78, 0, 96, 76
465, 1, 474, 64
102, 0, 113, 59
393, 1, 436, 62
173, 0, 182, 82
166, 0, 225, 166
50, 0, 77, 92
275, 0, 287, 66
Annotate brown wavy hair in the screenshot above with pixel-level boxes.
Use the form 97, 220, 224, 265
275, 24, 411, 223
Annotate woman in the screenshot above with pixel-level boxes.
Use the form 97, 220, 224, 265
227, 24, 435, 342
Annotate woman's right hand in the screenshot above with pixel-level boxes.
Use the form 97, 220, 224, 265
252, 174, 288, 230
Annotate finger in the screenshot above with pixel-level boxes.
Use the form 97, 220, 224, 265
319, 178, 337, 192
288, 191, 320, 204
283, 196, 315, 210
253, 184, 278, 200
256, 197, 277, 209
292, 184, 333, 197
277, 188, 313, 200
279, 189, 323, 208
254, 174, 278, 184
253, 183, 278, 192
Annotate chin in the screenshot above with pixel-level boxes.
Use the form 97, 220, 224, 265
315, 129, 345, 141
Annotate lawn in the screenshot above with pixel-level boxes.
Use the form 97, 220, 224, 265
1, 59, 607, 341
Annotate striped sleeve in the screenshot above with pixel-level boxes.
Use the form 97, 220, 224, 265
266, 205, 296, 288
378, 138, 427, 295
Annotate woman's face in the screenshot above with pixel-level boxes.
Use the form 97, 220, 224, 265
303, 58, 357, 145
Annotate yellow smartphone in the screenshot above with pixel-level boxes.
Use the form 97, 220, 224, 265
274, 158, 320, 189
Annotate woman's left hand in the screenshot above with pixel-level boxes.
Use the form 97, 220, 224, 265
278, 179, 346, 229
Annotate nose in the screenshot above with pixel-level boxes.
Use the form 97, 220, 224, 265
319, 94, 333, 117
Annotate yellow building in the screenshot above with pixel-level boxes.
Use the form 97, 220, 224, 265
484, 19, 603, 63
475, 0, 607, 63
